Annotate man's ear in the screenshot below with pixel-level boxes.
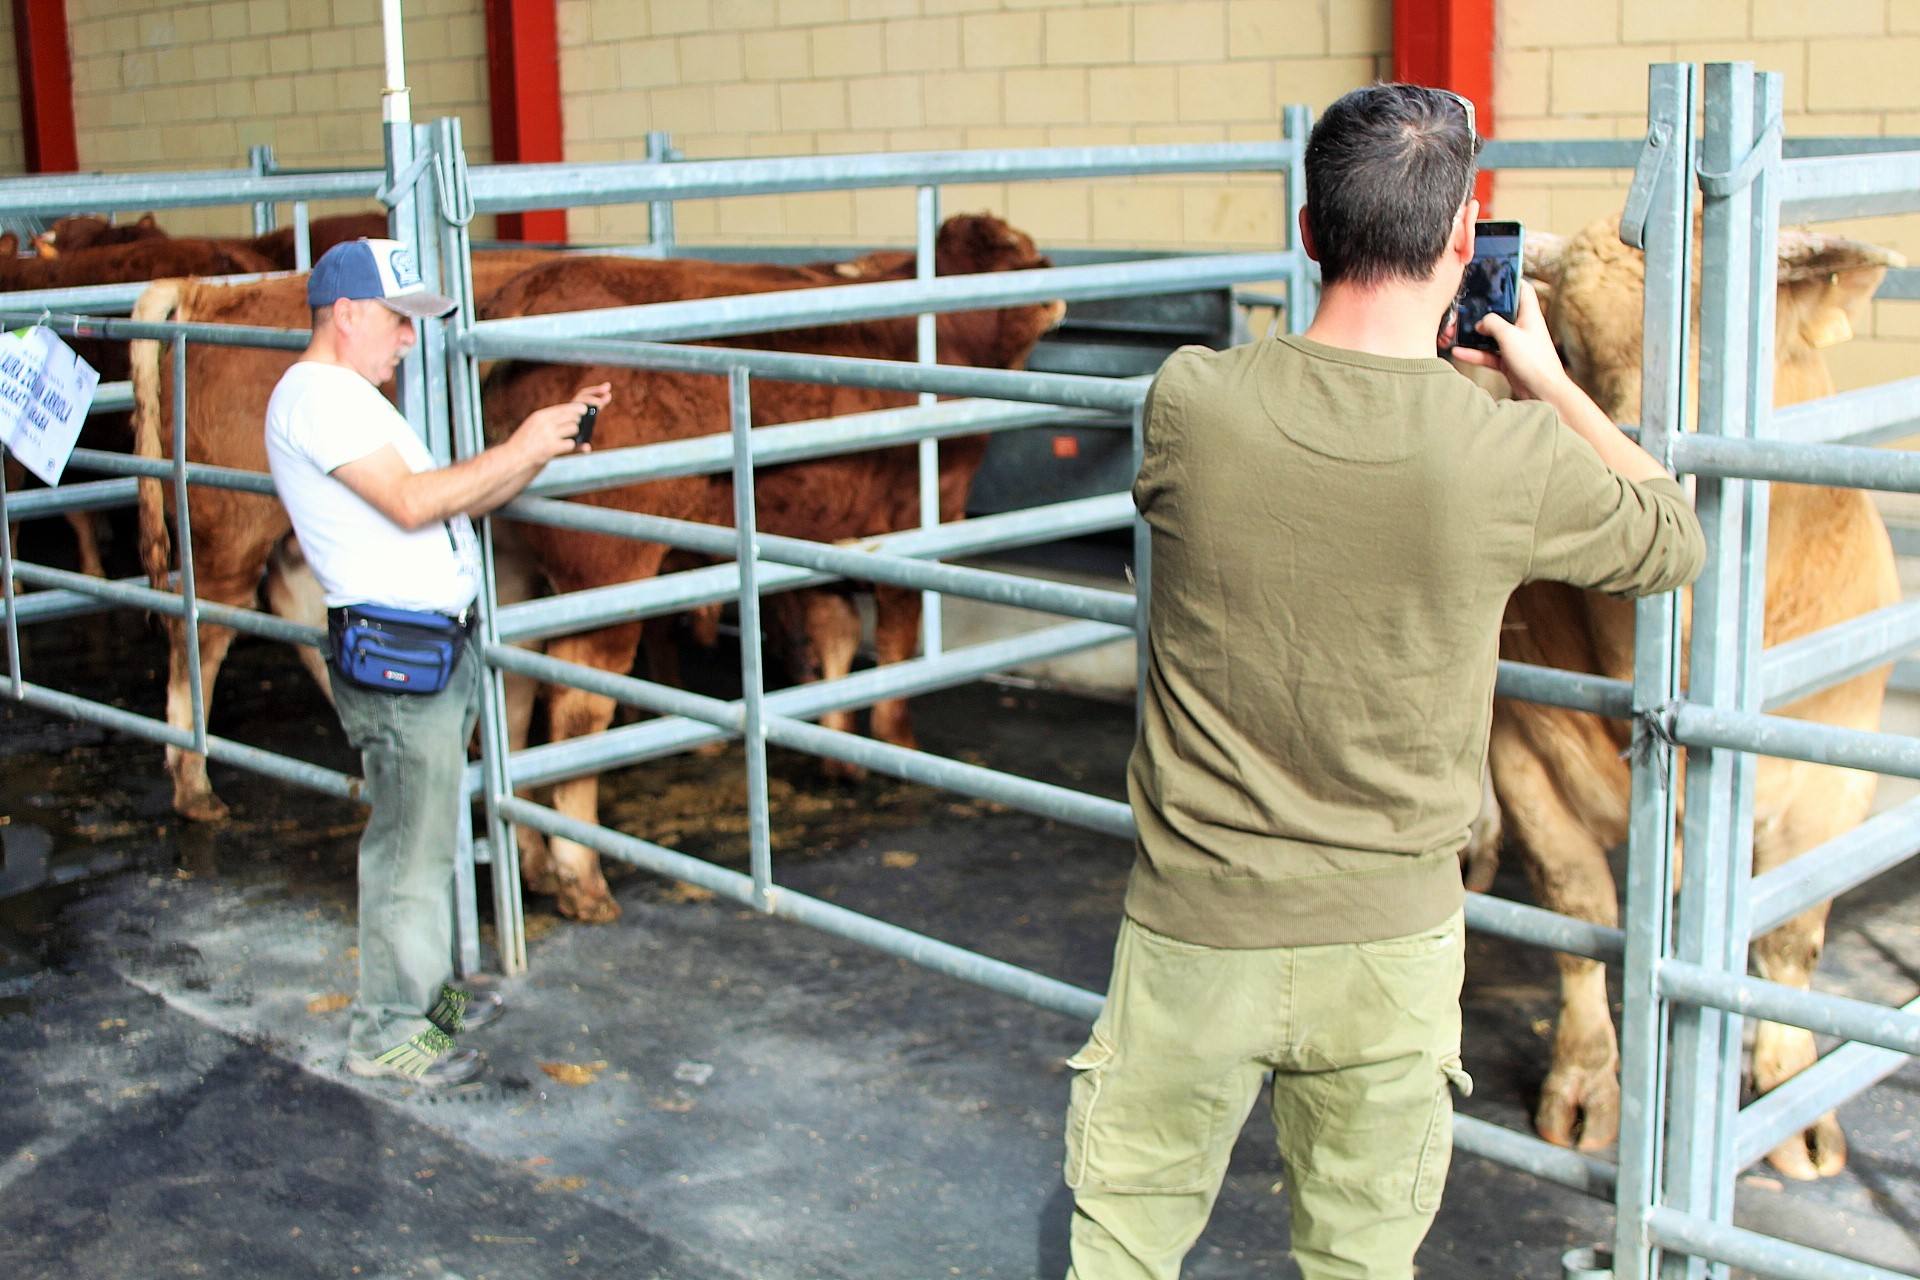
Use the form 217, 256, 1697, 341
1297, 206, 1319, 263
1453, 198, 1479, 262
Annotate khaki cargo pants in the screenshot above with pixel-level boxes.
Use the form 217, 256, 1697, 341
1063, 911, 1470, 1280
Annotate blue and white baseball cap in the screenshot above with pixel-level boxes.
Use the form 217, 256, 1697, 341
307, 238, 456, 318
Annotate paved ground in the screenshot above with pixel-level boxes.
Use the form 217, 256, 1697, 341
2, 532, 1917, 1279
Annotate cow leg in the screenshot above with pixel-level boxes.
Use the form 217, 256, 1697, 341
1491, 722, 1624, 1152
67, 512, 106, 579
262, 537, 334, 707
867, 583, 921, 752
1748, 761, 1874, 1180
540, 621, 644, 924
163, 615, 242, 821
798, 590, 868, 782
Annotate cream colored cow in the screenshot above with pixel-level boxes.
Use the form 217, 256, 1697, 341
1478, 218, 1903, 1181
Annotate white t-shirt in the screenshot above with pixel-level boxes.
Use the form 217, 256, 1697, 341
265, 361, 481, 615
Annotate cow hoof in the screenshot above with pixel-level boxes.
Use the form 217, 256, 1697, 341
1535, 1067, 1621, 1151
521, 865, 562, 897
175, 789, 231, 823
558, 890, 622, 925
820, 757, 868, 784
1767, 1114, 1847, 1181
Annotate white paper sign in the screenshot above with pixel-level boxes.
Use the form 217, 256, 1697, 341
0, 327, 100, 487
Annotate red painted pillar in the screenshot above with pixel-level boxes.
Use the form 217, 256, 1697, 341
12, 0, 78, 172
484, 0, 566, 242
1394, 0, 1496, 210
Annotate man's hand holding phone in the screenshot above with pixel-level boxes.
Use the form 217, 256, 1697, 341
1449, 280, 1570, 403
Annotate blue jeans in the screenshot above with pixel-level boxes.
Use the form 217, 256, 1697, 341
330, 638, 480, 1055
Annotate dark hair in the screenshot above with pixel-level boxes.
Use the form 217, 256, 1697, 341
1303, 83, 1483, 287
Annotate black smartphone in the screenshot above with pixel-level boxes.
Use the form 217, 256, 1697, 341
574, 402, 598, 447
1452, 220, 1523, 352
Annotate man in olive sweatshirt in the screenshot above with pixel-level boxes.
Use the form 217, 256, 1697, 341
1062, 85, 1705, 1280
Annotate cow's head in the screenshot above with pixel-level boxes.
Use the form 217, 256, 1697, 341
929, 213, 1065, 369
1531, 217, 1903, 423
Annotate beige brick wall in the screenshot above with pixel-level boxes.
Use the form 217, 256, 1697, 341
57, 0, 494, 237
1495, 0, 1920, 393
0, 4, 23, 175
557, 0, 1391, 249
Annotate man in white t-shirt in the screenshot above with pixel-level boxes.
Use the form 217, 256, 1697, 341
266, 237, 610, 1086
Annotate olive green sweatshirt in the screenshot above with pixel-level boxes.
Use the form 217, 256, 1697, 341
1125, 335, 1706, 948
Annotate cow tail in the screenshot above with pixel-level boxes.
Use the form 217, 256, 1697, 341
130, 279, 185, 594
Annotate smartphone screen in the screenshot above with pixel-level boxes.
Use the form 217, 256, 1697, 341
1452, 220, 1523, 352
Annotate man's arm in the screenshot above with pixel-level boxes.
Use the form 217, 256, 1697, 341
1453, 281, 1670, 484
333, 384, 611, 530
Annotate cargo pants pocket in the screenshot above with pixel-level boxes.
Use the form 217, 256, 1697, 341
1413, 1056, 1474, 1215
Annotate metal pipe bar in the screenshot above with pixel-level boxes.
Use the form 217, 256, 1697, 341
64, 449, 277, 495
0, 274, 293, 315
1779, 150, 1920, 223
1671, 430, 1920, 493
524, 397, 1115, 500
1770, 375, 1920, 448
0, 170, 383, 217
172, 341, 207, 755
1496, 659, 1634, 718
1759, 597, 1920, 710
917, 182, 943, 662
1877, 268, 1920, 300
0, 573, 150, 626
1747, 794, 1920, 937
485, 619, 1130, 790
90, 382, 132, 414
1, 446, 16, 697
1476, 139, 1642, 169
9, 561, 322, 647
500, 796, 1104, 1021
494, 492, 1134, 641
1733, 993, 1920, 1169
0, 311, 308, 352
485, 642, 1136, 840
1464, 891, 1625, 964
728, 369, 775, 910
1669, 702, 1920, 781
0, 678, 358, 803
1452, 1114, 1617, 1199
467, 141, 1296, 212
1658, 959, 1920, 1056
1, 476, 136, 519
468, 252, 1299, 345
503, 496, 1138, 626
1645, 1207, 1917, 1280
466, 331, 1146, 414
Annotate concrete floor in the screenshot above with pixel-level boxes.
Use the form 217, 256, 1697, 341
1, 528, 1917, 1279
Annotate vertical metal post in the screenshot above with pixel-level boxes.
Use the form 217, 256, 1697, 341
291, 202, 312, 272
1614, 60, 1697, 1280
248, 143, 277, 236
1661, 61, 1769, 1280
730, 367, 775, 910
408, 122, 453, 465
915, 183, 943, 659
1282, 103, 1316, 333
438, 115, 526, 976
0, 443, 19, 697
171, 338, 207, 754
646, 130, 677, 257
381, 0, 429, 453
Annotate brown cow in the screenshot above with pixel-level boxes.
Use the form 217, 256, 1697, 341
1, 232, 282, 579
30, 213, 167, 256
479, 212, 1063, 923
1482, 218, 1902, 1180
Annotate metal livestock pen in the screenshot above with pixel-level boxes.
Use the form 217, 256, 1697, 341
2, 56, 1919, 1280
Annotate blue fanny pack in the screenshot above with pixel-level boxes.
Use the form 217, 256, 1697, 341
327, 603, 469, 695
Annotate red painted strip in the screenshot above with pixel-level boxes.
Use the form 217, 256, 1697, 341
484, 0, 566, 242
12, 0, 79, 173
1393, 0, 1497, 210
